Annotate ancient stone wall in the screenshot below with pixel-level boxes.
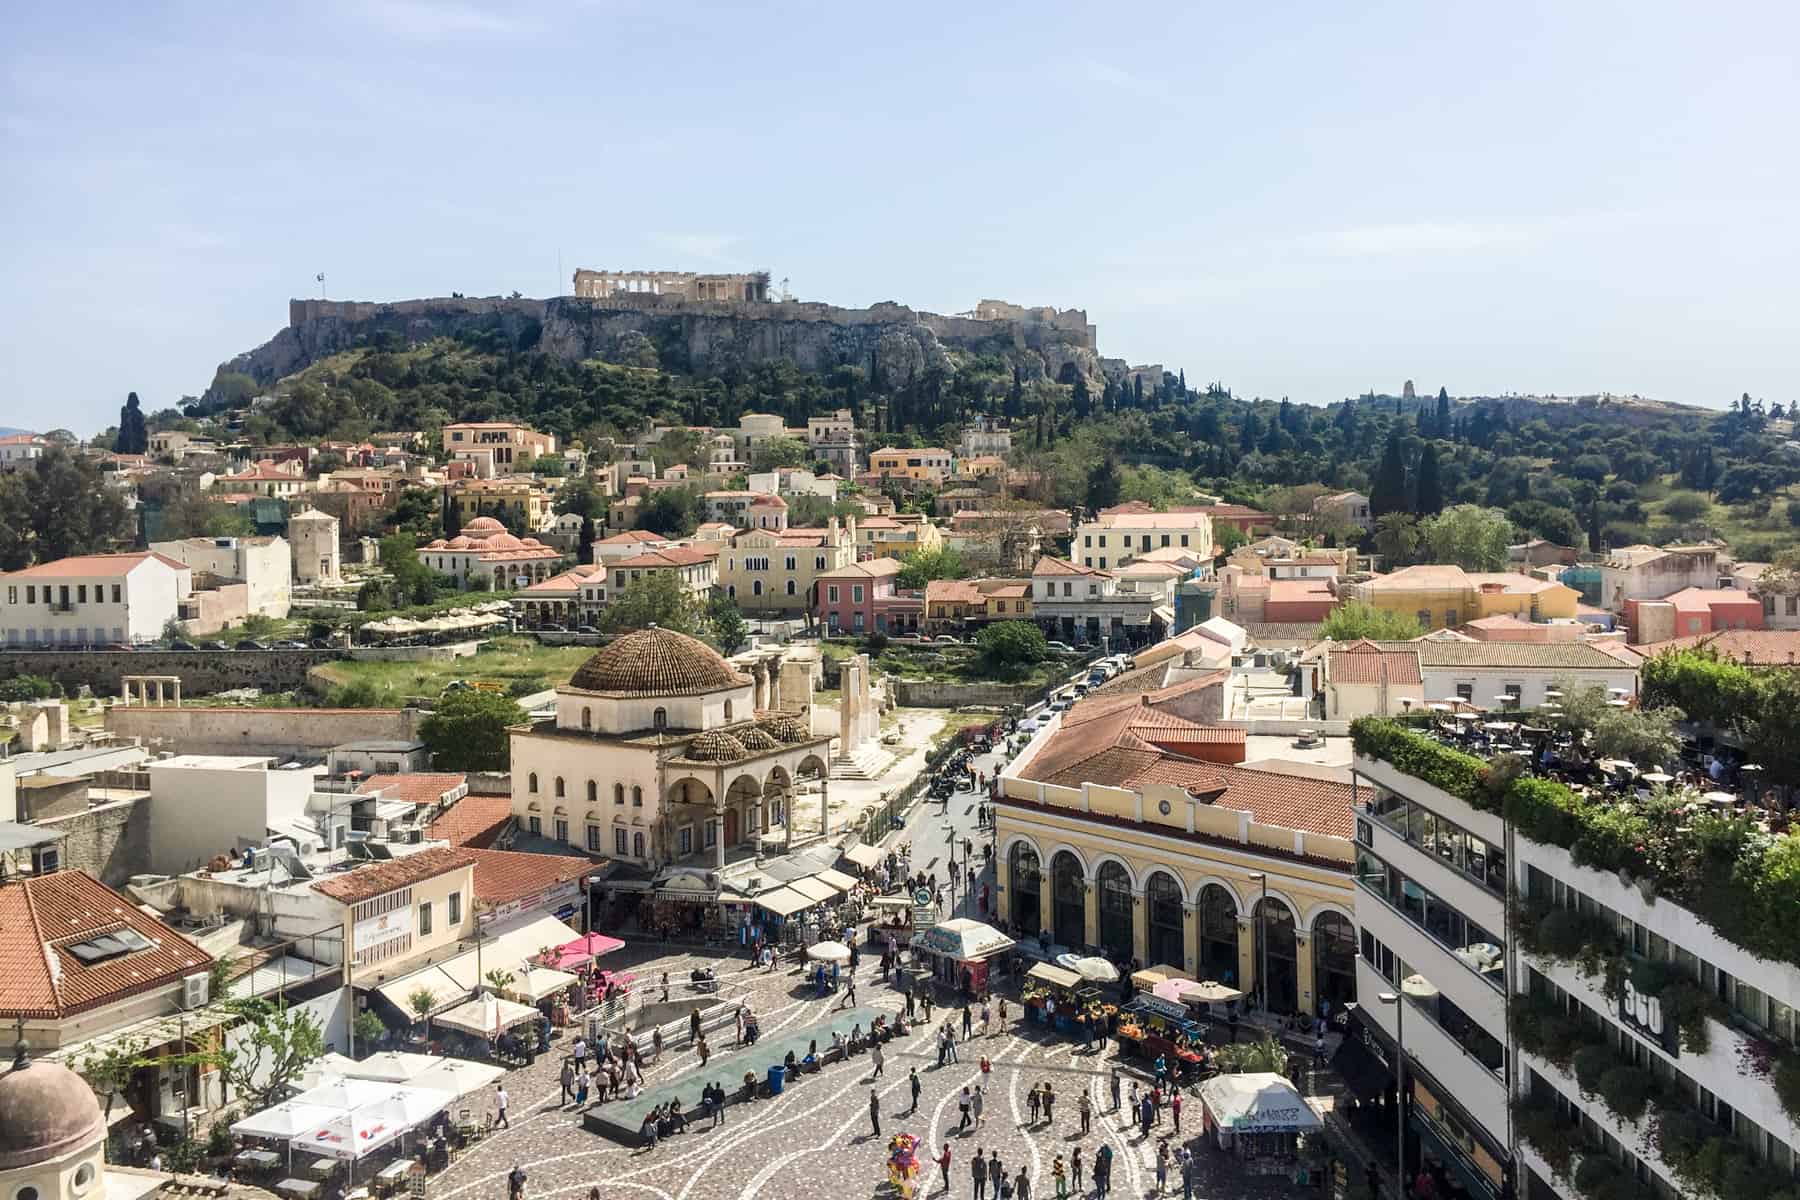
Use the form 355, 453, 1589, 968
0, 649, 342, 697
39, 794, 150, 888
889, 678, 1050, 708
108, 705, 424, 758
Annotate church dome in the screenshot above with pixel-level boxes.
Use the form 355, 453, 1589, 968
0, 1055, 105, 1171
462, 516, 507, 535
762, 716, 809, 744
737, 727, 779, 752
569, 628, 748, 697
685, 730, 748, 763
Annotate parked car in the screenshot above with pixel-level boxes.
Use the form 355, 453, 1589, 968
275, 639, 308, 649
241, 639, 272, 651
935, 635, 963, 645
576, 625, 599, 635
1046, 641, 1075, 654
168, 639, 198, 651
202, 640, 229, 650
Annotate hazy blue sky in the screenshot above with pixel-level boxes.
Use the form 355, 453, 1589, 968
5, 1, 1797, 434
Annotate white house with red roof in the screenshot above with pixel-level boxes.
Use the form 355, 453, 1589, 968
0, 552, 191, 647
0, 432, 47, 471
417, 516, 563, 590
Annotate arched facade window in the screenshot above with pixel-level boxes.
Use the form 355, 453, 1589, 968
1197, 884, 1239, 983
1145, 872, 1184, 967
1312, 911, 1358, 1010
527, 772, 538, 794
614, 783, 625, 805
653, 707, 668, 731
1096, 861, 1133, 962
632, 831, 645, 857
586, 780, 597, 803
1051, 852, 1086, 950
724, 700, 733, 720
632, 786, 643, 807
581, 706, 592, 730
553, 777, 564, 797
1255, 897, 1299, 1013
1008, 842, 1041, 935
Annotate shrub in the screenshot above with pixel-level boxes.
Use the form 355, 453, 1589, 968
1349, 719, 1489, 807
1513, 1099, 1578, 1178
0, 674, 60, 702
1596, 1065, 1653, 1122
1571, 1043, 1613, 1095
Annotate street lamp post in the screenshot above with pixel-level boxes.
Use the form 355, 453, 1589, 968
1377, 990, 1406, 1200
1248, 871, 1268, 1015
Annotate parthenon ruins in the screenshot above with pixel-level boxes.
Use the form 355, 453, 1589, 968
571, 268, 771, 302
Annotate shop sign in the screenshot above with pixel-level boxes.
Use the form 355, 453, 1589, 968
353, 908, 411, 953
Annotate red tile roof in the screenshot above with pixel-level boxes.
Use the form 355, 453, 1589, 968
311, 846, 475, 904
1327, 640, 1423, 684
0, 552, 188, 580
1635, 629, 1800, 665
358, 773, 468, 806
465, 849, 595, 907
0, 871, 212, 1020
425, 795, 513, 848
614, 546, 713, 569
1032, 555, 1107, 578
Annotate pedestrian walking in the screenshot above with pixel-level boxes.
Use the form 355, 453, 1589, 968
997, 997, 1008, 1029
1154, 1144, 1169, 1196
1151, 1084, 1162, 1126
652, 1027, 663, 1061
959, 1086, 973, 1132
1094, 1146, 1111, 1200
507, 1165, 526, 1200
972, 1084, 985, 1129
1109, 1069, 1121, 1113
872, 1040, 886, 1077
560, 1060, 575, 1106
698, 1035, 711, 1068
972, 1149, 988, 1200
1070, 1148, 1084, 1193
910, 1067, 923, 1114
1314, 1032, 1327, 1068
1027, 1083, 1041, 1124
869, 1089, 882, 1137
1180, 1148, 1196, 1200
998, 1172, 1014, 1200
735, 1006, 745, 1046
923, 993, 934, 1021
661, 972, 670, 1002
980, 999, 991, 1035
572, 1034, 588, 1071
690, 1006, 703, 1045
842, 977, 859, 1009
495, 1085, 511, 1129
962, 1004, 973, 1039
1014, 1166, 1031, 1200
938, 1143, 953, 1193
1170, 1091, 1182, 1133
1042, 1081, 1055, 1123
1138, 1093, 1154, 1139
1052, 1156, 1067, 1200
1078, 1091, 1092, 1134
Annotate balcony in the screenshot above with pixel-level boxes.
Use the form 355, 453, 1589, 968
1355, 958, 1509, 1142
1361, 810, 1504, 936
1355, 875, 1505, 1029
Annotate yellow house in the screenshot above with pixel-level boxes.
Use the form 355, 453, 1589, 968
446, 478, 554, 531
869, 447, 953, 482
955, 455, 1007, 481
855, 514, 943, 558
1346, 565, 1578, 630
996, 708, 1358, 1014
309, 845, 478, 989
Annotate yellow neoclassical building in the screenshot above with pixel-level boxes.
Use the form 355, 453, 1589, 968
995, 698, 1359, 1016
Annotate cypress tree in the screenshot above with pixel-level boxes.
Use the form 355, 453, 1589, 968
1370, 432, 1410, 516
117, 392, 148, 455
1436, 387, 1452, 439
1416, 443, 1445, 514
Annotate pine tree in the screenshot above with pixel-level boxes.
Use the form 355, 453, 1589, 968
1133, 375, 1144, 407
116, 392, 148, 455
1416, 443, 1445, 514
1370, 432, 1410, 517
1239, 413, 1260, 453
1436, 387, 1451, 440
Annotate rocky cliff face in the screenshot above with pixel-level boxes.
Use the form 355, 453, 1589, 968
216, 295, 1108, 394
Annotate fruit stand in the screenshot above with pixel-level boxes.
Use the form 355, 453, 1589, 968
1020, 962, 1112, 1035
1114, 994, 1211, 1079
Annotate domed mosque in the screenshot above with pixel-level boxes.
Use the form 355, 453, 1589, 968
417, 515, 562, 591
507, 626, 834, 932
0, 1038, 109, 1200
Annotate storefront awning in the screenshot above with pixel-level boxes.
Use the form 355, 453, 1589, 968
1025, 961, 1082, 990
375, 967, 465, 1018
789, 876, 840, 904
754, 886, 814, 917
841, 843, 884, 869
1330, 1031, 1392, 1102
815, 867, 860, 892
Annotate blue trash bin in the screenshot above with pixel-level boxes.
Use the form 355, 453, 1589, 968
767, 1064, 786, 1095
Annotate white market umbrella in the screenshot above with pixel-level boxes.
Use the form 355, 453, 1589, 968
381, 1084, 455, 1127
1641, 772, 1674, 785
807, 940, 852, 964
232, 1101, 339, 1141
289, 1102, 407, 1162
341, 1051, 439, 1084
434, 995, 539, 1037
1073, 956, 1119, 983
1183, 980, 1245, 1004
290, 1078, 407, 1113
408, 1058, 507, 1100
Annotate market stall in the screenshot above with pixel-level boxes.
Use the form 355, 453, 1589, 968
909, 918, 1015, 995
1155, 977, 1243, 1023
1196, 1072, 1323, 1176
1021, 961, 1107, 1033
434, 995, 540, 1038
1115, 994, 1211, 1079
1130, 963, 1191, 992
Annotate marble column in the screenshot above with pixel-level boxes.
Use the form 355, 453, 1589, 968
714, 813, 725, 868
819, 780, 831, 836
1082, 882, 1099, 950
1236, 916, 1257, 1006
994, 854, 1011, 924
1181, 903, 1199, 978
1131, 890, 1149, 967
171, 679, 181, 706
1296, 932, 1316, 1018
1038, 881, 1054, 938
838, 662, 857, 750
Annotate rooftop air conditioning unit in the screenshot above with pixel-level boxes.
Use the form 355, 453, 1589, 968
181, 973, 210, 1009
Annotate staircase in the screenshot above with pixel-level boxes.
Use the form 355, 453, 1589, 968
831, 743, 894, 779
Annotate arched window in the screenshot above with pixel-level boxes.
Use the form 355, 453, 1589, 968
1197, 884, 1239, 982
586, 780, 597, 803
724, 700, 733, 721
527, 772, 538, 794
1255, 897, 1299, 1013
1096, 861, 1133, 961
554, 776, 565, 798
632, 786, 643, 807
1051, 852, 1086, 950
632, 831, 645, 857
1312, 911, 1358, 1011
1008, 842, 1041, 936
1145, 872, 1184, 966
614, 783, 625, 805
785, 579, 796, 596
581, 706, 592, 730
653, 707, 668, 731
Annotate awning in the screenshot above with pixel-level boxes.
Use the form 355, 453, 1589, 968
841, 844, 884, 869
789, 876, 840, 904
434, 995, 539, 1037
375, 967, 464, 1018
232, 1101, 339, 1141
815, 867, 860, 892
1196, 1072, 1321, 1133
754, 886, 814, 917
406, 1058, 507, 1100
1026, 962, 1083, 990
43, 1003, 240, 1068
509, 967, 579, 1003
870, 895, 913, 909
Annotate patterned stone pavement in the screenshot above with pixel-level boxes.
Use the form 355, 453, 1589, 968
424, 950, 1297, 1200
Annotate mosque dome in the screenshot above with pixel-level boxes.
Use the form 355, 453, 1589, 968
0, 1054, 105, 1171
569, 628, 748, 696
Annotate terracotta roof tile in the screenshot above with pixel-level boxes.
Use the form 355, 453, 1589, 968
0, 871, 212, 1020
1635, 629, 1800, 665
426, 795, 514, 848
1328, 641, 1423, 684
465, 848, 593, 907
358, 773, 469, 806
1, 552, 189, 580
311, 846, 475, 904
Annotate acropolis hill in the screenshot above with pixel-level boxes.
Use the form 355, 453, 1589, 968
216, 272, 1113, 392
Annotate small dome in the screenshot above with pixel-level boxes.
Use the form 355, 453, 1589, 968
737, 727, 779, 752
569, 628, 748, 696
463, 516, 506, 534
0, 1055, 106, 1171
762, 716, 809, 744
685, 730, 748, 762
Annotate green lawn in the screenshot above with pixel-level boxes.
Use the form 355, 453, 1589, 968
309, 635, 594, 703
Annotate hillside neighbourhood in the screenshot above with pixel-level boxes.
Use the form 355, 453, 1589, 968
5, 289, 1800, 1200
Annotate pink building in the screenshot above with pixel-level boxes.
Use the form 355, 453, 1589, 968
815, 557, 920, 636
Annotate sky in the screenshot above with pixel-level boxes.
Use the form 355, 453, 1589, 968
5, 0, 1798, 435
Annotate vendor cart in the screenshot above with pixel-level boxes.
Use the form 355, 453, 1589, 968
1196, 1072, 1324, 1178
1021, 962, 1108, 1035
1115, 994, 1212, 1081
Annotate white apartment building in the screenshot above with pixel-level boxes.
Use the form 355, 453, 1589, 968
956, 417, 1013, 460
806, 408, 859, 474
151, 535, 294, 617
0, 432, 47, 471
146, 754, 320, 874
1075, 509, 1215, 571
0, 552, 191, 647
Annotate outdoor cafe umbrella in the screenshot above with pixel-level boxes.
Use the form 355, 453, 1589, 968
339, 1051, 438, 1084
806, 940, 852, 964
1172, 979, 1244, 1005
542, 931, 626, 971
433, 995, 540, 1038
290, 1101, 408, 1162
1641, 772, 1674, 785
1073, 956, 1120, 983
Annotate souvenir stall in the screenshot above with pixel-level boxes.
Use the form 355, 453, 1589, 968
644, 869, 725, 937
1020, 962, 1106, 1034
1196, 1072, 1324, 1177
908, 918, 1016, 995
1115, 994, 1211, 1079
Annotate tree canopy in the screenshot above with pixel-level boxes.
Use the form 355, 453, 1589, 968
976, 620, 1048, 675
1319, 601, 1424, 642
599, 571, 711, 639
1419, 504, 1514, 571
895, 545, 968, 590
419, 689, 526, 771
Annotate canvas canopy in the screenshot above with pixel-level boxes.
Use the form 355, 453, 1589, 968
841, 843, 884, 869
509, 966, 580, 1003
910, 918, 1015, 962
1026, 962, 1083, 990
433, 995, 539, 1037
754, 885, 814, 917
1197, 1072, 1322, 1133
231, 1101, 338, 1141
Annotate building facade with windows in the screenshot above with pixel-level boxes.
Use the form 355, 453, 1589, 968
607, 546, 717, 604
1075, 510, 1215, 571
717, 520, 855, 615
868, 447, 953, 483
0, 552, 191, 647
815, 558, 919, 635
441, 422, 556, 475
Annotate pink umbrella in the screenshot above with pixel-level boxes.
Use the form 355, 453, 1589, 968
542, 932, 625, 970
1153, 978, 1205, 1004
